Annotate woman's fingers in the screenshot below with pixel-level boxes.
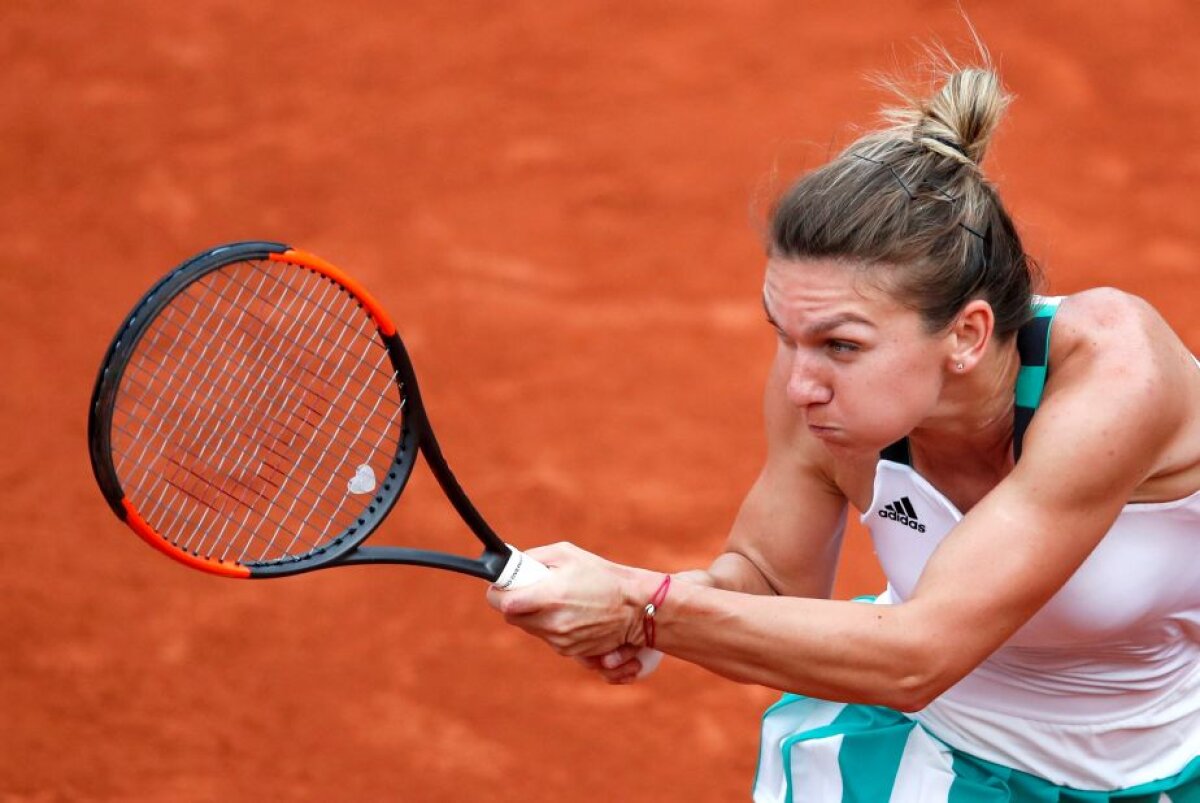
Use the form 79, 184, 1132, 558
485, 583, 545, 616
576, 648, 644, 683
524, 541, 580, 566
599, 656, 643, 684
599, 645, 642, 669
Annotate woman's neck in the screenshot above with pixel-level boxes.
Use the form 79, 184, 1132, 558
909, 339, 1022, 472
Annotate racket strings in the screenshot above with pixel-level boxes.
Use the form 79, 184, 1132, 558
118, 262, 358, 559
130, 262, 397, 562
241, 301, 390, 562
123, 264, 349, 550
214, 265, 397, 562
108, 388, 399, 559
111, 362, 398, 527
116, 271, 396, 494
271, 361, 406, 562
130, 262, 397, 440
108, 384, 405, 564
111, 258, 407, 565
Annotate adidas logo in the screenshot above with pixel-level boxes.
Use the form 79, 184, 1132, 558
878, 496, 926, 533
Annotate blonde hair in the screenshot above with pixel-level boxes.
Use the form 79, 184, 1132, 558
769, 56, 1037, 338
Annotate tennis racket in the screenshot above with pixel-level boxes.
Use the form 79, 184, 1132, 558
87, 241, 661, 672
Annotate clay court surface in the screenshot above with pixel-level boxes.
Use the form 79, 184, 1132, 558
1, 1, 1196, 800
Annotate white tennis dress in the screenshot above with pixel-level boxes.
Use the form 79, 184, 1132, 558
753, 299, 1200, 802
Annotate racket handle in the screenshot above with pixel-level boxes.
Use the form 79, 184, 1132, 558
494, 547, 664, 678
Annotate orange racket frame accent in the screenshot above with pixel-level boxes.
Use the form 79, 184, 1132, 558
121, 498, 251, 578
269, 249, 397, 336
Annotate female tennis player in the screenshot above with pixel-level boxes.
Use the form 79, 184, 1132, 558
487, 58, 1200, 801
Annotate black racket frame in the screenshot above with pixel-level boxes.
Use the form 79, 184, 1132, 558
88, 241, 513, 581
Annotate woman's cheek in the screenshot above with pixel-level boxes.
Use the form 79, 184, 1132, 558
841, 377, 929, 446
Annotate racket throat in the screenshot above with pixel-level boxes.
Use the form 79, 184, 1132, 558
330, 545, 509, 581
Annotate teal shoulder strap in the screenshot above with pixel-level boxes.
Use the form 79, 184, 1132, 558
1012, 296, 1062, 461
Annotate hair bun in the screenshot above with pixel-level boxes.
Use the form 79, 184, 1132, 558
881, 64, 1011, 167
915, 67, 1010, 166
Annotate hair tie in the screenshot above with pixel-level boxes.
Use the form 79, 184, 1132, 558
923, 135, 972, 160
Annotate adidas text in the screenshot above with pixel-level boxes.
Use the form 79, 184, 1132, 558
878, 508, 926, 533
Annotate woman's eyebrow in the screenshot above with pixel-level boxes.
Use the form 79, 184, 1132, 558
761, 293, 874, 336
803, 313, 876, 337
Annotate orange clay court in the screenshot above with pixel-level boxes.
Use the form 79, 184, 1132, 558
1, 2, 1196, 800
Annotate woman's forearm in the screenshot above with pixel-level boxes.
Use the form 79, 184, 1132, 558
640, 578, 938, 711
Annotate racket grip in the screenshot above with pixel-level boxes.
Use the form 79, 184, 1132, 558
493, 547, 664, 678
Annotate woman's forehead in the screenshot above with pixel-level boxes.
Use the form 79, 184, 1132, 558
763, 257, 903, 321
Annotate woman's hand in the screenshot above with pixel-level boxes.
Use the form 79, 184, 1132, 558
572, 647, 650, 685
485, 542, 660, 660
572, 567, 719, 682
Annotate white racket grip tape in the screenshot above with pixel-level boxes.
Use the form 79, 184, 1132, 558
492, 546, 550, 590
492, 546, 664, 678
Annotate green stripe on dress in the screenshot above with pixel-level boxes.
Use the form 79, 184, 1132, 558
776, 705, 915, 802
948, 750, 1200, 802
757, 697, 1200, 801
834, 706, 915, 801
1015, 365, 1049, 409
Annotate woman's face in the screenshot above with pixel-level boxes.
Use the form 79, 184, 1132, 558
763, 256, 952, 452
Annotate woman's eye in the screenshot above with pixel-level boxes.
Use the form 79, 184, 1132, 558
828, 340, 859, 354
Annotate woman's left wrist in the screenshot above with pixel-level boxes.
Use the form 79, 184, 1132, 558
619, 567, 672, 647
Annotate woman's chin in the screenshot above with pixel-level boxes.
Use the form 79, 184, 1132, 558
808, 425, 856, 448
809, 425, 893, 456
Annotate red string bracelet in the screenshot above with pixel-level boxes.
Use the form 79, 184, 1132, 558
642, 574, 672, 650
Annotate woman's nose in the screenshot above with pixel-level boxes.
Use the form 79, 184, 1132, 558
786, 352, 833, 407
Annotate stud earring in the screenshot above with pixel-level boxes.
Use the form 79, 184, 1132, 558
955, 361, 965, 371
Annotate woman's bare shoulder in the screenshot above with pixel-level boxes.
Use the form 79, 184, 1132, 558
1047, 288, 1200, 497
1051, 288, 1191, 366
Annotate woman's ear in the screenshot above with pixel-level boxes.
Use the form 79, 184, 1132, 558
948, 299, 995, 373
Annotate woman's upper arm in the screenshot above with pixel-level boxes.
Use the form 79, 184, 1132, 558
902, 290, 1192, 687
717, 343, 850, 598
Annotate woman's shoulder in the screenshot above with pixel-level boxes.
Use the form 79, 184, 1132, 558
1040, 288, 1200, 498
1047, 287, 1191, 371
1050, 286, 1162, 336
